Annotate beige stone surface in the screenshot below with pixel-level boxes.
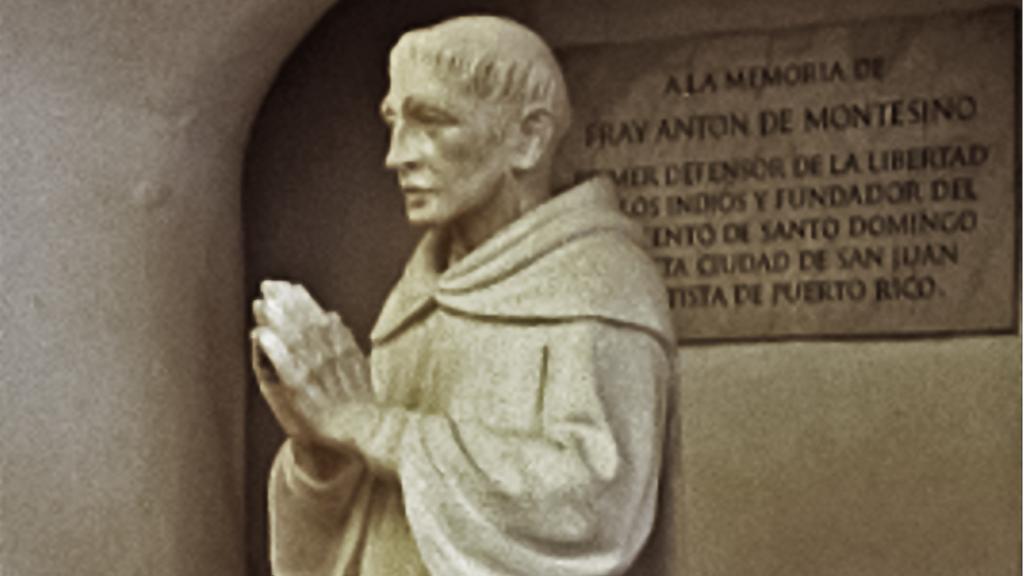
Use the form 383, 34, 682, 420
1, 1, 334, 574
669, 336, 1020, 576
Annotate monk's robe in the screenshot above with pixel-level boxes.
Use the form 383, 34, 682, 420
268, 178, 676, 576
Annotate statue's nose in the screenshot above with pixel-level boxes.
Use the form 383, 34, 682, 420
385, 124, 420, 171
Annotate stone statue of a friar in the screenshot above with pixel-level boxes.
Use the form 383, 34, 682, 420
251, 15, 675, 576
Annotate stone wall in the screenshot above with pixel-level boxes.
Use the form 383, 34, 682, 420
1, 2, 333, 574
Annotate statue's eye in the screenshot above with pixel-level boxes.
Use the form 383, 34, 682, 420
410, 104, 458, 127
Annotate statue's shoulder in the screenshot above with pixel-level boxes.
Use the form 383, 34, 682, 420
435, 223, 674, 347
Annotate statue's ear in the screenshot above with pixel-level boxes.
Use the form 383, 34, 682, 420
510, 106, 555, 172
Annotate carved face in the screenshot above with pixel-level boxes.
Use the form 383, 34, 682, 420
380, 60, 513, 229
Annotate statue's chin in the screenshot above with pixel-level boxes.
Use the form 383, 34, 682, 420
403, 195, 447, 228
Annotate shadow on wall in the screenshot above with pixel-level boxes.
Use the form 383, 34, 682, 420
242, 1, 533, 573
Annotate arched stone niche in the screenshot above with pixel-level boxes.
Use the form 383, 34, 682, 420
244, 2, 1018, 576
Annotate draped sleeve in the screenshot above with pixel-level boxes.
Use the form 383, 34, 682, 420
392, 321, 670, 576
267, 441, 374, 574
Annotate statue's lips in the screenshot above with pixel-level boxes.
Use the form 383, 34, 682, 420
402, 188, 433, 208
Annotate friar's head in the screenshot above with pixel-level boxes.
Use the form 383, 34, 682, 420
380, 16, 571, 249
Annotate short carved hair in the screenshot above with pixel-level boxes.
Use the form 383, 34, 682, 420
389, 15, 572, 146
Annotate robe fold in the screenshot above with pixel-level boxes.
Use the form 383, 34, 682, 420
268, 178, 675, 576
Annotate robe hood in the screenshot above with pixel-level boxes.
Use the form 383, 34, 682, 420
370, 178, 676, 349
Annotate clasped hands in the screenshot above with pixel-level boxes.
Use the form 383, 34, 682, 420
252, 280, 375, 471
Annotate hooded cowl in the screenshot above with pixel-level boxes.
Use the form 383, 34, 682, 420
371, 177, 675, 349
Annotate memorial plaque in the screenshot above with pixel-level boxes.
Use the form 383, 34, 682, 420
554, 8, 1019, 343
